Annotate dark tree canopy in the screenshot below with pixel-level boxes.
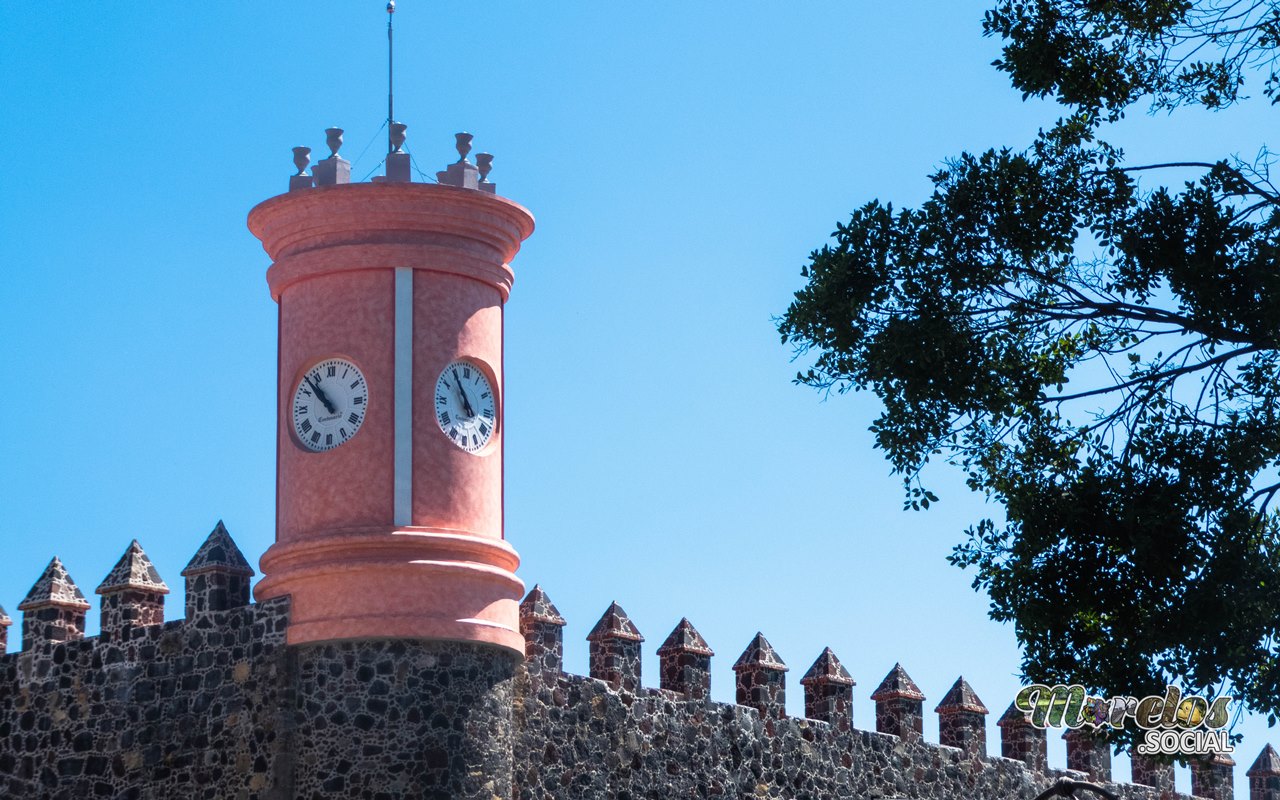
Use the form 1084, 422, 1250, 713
780, 0, 1280, 738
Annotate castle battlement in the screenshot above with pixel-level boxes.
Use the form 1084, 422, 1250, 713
2, 527, 1277, 798
516, 588, 1272, 800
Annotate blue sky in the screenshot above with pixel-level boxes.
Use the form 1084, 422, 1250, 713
1, 1, 1275, 791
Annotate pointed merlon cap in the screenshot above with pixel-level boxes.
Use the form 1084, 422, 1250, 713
935, 676, 988, 714
520, 585, 566, 626
997, 700, 1034, 728
656, 618, 714, 657
732, 632, 788, 672
17, 557, 91, 611
97, 540, 170, 595
800, 647, 855, 687
586, 601, 644, 642
870, 663, 926, 701
0, 604, 10, 627
181, 521, 254, 578
1248, 745, 1280, 776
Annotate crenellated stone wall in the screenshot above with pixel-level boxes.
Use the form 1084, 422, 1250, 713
0, 592, 293, 798
3, 531, 1280, 800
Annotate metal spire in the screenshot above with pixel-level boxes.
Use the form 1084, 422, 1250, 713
387, 1, 396, 155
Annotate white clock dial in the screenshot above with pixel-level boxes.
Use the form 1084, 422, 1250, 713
291, 358, 369, 452
434, 359, 498, 453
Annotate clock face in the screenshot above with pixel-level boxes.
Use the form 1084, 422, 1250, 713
434, 359, 497, 453
291, 358, 369, 452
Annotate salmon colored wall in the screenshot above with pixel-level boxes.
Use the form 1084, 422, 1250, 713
412, 273, 504, 536
277, 270, 395, 540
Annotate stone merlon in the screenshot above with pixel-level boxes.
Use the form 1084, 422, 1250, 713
181, 520, 254, 578
17, 556, 90, 612
586, 601, 644, 642
519, 584, 566, 627
97, 539, 170, 595
800, 647, 854, 688
935, 676, 988, 715
656, 618, 714, 658
870, 662, 925, 701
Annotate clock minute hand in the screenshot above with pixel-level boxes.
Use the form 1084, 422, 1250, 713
451, 368, 476, 418
307, 375, 336, 414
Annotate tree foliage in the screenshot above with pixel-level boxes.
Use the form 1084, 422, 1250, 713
779, 0, 1280, 735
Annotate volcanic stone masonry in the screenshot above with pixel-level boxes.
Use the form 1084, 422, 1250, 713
2, 524, 1279, 799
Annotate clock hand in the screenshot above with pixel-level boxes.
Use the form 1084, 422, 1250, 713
307, 375, 337, 414
451, 368, 476, 417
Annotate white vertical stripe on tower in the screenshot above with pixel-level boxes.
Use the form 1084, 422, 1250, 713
393, 267, 413, 526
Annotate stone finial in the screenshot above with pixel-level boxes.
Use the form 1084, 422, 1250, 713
325, 127, 344, 159
656, 618, 714, 701
935, 677, 989, 756
384, 122, 412, 183
390, 122, 407, 153
587, 601, 644, 693
96, 540, 169, 642
733, 632, 788, 720
455, 132, 473, 162
1191, 753, 1236, 800
997, 702, 1047, 771
1248, 745, 1280, 800
1063, 728, 1112, 782
800, 647, 855, 730
440, 133, 481, 189
292, 146, 311, 176
475, 152, 497, 195
289, 146, 314, 191
1132, 754, 1175, 792
870, 663, 925, 740
17, 557, 91, 649
314, 128, 351, 186
0, 603, 11, 652
520, 585, 566, 680
181, 520, 254, 619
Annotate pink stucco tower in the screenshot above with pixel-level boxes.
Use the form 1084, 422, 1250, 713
248, 129, 534, 655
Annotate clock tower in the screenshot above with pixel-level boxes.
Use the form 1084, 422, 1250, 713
249, 131, 532, 653
246, 129, 535, 796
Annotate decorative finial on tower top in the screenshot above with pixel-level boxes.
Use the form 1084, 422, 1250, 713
455, 132, 473, 163
387, 0, 395, 11
390, 122, 407, 153
324, 127, 344, 159
292, 146, 311, 176
289, 146, 316, 191
476, 153, 493, 182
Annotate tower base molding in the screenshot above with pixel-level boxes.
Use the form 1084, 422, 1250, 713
254, 526, 524, 652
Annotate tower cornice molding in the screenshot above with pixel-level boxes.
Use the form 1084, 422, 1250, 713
249, 182, 535, 301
